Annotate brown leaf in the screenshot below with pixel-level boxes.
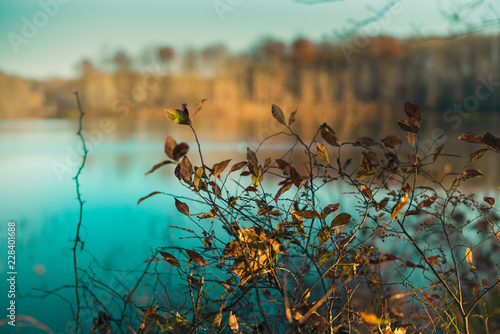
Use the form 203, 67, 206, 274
322, 203, 340, 218
381, 135, 402, 148
316, 142, 330, 164
376, 198, 389, 211
289, 108, 298, 126
331, 213, 351, 227
484, 196, 495, 207
320, 123, 338, 146
360, 185, 373, 200
418, 196, 437, 209
408, 153, 421, 164
137, 191, 162, 205
175, 198, 190, 216
179, 156, 193, 184
404, 102, 423, 123
462, 169, 483, 179
469, 148, 489, 163
164, 135, 177, 160
317, 226, 331, 245
247, 147, 258, 165
292, 209, 322, 219
398, 118, 420, 133
145, 160, 174, 176
391, 195, 409, 222
458, 132, 483, 144
433, 145, 444, 163
186, 249, 206, 267
482, 132, 500, 152
274, 181, 293, 203
271, 104, 286, 125
230, 161, 247, 172
159, 251, 180, 268
173, 143, 189, 160
355, 137, 376, 147
420, 289, 437, 308
213, 159, 231, 180
194, 98, 208, 117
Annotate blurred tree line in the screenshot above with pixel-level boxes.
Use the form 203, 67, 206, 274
0, 34, 498, 139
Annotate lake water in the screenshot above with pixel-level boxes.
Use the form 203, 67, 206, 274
0, 119, 498, 333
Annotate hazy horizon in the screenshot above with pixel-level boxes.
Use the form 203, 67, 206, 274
2, 0, 500, 79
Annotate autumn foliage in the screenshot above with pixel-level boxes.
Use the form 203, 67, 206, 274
89, 100, 500, 333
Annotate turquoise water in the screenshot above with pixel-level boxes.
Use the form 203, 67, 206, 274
0, 120, 239, 333
1, 119, 499, 333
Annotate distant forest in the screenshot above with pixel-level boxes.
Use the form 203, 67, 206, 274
1, 34, 499, 138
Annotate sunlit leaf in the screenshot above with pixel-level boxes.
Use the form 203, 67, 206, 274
320, 123, 338, 146
289, 108, 298, 126
228, 311, 239, 333
165, 108, 191, 125
213, 304, 223, 327
271, 104, 286, 125
331, 213, 351, 227
391, 195, 409, 222
407, 132, 416, 148
159, 251, 180, 268
469, 148, 489, 163
317, 226, 331, 245
357, 170, 375, 179
465, 247, 473, 265
316, 142, 330, 164
213, 159, 231, 180
175, 198, 190, 216
137, 191, 162, 205
186, 249, 206, 267
360, 312, 386, 325
193, 166, 204, 191
145, 160, 174, 176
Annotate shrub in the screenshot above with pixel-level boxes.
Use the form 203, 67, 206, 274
94, 100, 499, 333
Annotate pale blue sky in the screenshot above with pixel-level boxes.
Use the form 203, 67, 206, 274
1, 0, 499, 79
